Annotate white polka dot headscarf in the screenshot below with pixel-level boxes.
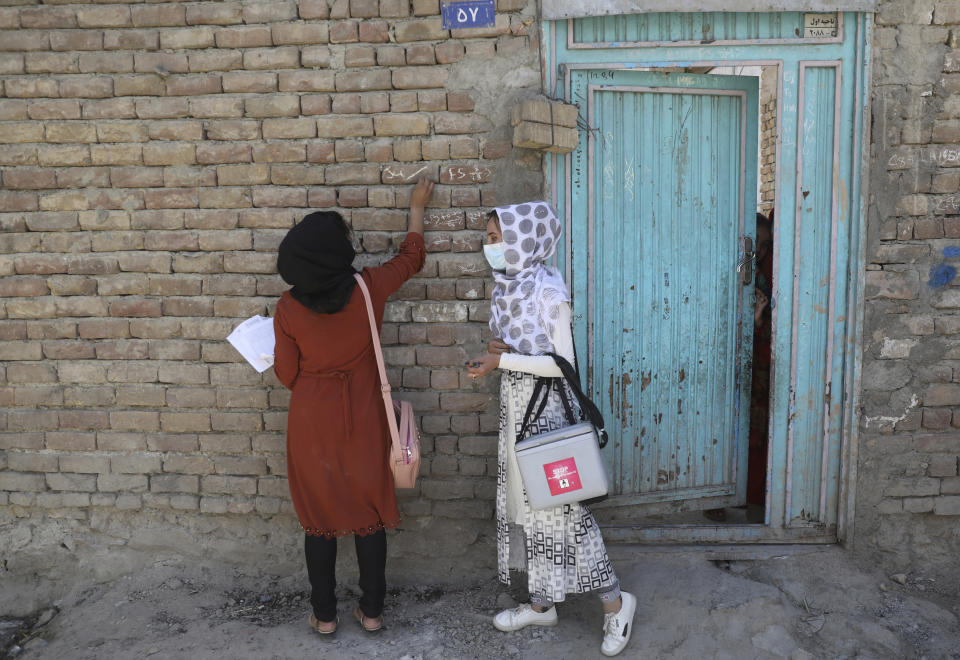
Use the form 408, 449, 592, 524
489, 201, 571, 355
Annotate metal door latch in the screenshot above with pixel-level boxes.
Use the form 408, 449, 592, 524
737, 237, 755, 285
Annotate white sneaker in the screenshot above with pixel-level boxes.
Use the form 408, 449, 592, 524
600, 591, 637, 656
493, 603, 558, 631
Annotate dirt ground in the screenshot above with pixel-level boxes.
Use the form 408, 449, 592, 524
2, 545, 959, 660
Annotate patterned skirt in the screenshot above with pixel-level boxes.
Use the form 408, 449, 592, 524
496, 370, 618, 604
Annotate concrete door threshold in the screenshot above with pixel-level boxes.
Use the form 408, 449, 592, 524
606, 542, 835, 562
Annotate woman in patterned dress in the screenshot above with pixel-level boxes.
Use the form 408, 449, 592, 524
466, 201, 637, 657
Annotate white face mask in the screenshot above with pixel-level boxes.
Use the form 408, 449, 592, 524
483, 242, 507, 271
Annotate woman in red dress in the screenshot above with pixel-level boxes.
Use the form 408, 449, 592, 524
273, 179, 434, 634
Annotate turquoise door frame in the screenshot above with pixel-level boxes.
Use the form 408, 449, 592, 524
544, 12, 872, 543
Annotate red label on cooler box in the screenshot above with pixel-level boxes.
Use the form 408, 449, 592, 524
543, 457, 583, 496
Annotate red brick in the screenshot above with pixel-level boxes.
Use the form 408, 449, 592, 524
352, 208, 406, 230
110, 298, 162, 318
3, 168, 57, 190
132, 4, 186, 27
434, 112, 494, 134
205, 120, 260, 141
243, 1, 298, 23
375, 113, 430, 136
418, 89, 446, 111
325, 163, 381, 185
299, 0, 330, 19
160, 26, 215, 49
188, 50, 242, 73
301, 94, 332, 116
435, 40, 465, 64
133, 99, 186, 122
379, 0, 409, 17
366, 140, 395, 162
447, 92, 475, 112
329, 20, 358, 43
376, 46, 405, 66
197, 143, 252, 165
345, 45, 376, 67
165, 74, 222, 96
198, 188, 252, 209
394, 18, 447, 42
50, 30, 103, 51
359, 20, 389, 43
335, 69, 392, 91
143, 143, 196, 166
78, 51, 133, 73
26, 52, 80, 74
77, 6, 132, 28
307, 142, 336, 163
316, 116, 374, 138
4, 78, 60, 99
84, 98, 137, 120
406, 44, 436, 65
332, 94, 362, 114
214, 26, 271, 48
0, 99, 28, 121
0, 191, 38, 212
301, 45, 331, 69
104, 29, 160, 50
334, 139, 363, 161
252, 143, 306, 163
268, 165, 324, 186
59, 410, 111, 431
390, 91, 419, 113
161, 296, 213, 316
0, 278, 49, 297
186, 3, 242, 25
243, 47, 300, 70
251, 187, 307, 208
278, 71, 335, 94
21, 6, 77, 29
360, 92, 390, 114
245, 95, 300, 118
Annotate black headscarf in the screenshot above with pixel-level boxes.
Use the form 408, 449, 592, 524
277, 211, 357, 314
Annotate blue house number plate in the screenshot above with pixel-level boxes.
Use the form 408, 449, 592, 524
441, 0, 495, 29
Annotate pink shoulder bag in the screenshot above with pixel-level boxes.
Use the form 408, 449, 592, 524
353, 274, 421, 490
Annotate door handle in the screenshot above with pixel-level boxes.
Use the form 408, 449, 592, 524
737, 237, 755, 285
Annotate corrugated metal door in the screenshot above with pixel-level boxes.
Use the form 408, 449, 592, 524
569, 70, 759, 511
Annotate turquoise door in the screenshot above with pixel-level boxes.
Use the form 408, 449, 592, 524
568, 70, 759, 511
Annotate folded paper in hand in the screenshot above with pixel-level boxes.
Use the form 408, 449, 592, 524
227, 315, 275, 373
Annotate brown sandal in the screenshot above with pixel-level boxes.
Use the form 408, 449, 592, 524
353, 606, 383, 632
309, 613, 338, 634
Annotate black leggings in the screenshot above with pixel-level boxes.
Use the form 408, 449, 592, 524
304, 530, 387, 622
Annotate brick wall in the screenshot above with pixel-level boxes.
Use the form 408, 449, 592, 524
758, 97, 776, 215
857, 0, 960, 575
0, 0, 541, 574
3, 0, 960, 586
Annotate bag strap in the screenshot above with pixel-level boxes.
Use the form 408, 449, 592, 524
554, 378, 576, 425
353, 274, 403, 454
518, 377, 551, 441
517, 375, 579, 441
547, 352, 609, 448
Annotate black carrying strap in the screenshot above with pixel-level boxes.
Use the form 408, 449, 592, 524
548, 352, 609, 448
519, 377, 553, 440
517, 354, 608, 449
